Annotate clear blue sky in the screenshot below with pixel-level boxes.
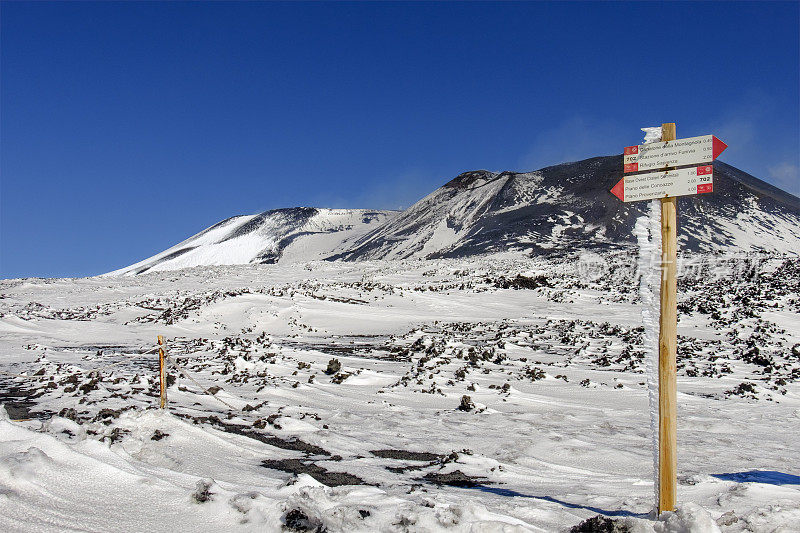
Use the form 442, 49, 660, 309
2, 1, 798, 278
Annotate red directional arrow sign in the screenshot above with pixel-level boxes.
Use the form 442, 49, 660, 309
712, 136, 727, 160
623, 135, 727, 173
611, 178, 625, 201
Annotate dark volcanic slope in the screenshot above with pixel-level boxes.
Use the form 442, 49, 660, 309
330, 156, 800, 261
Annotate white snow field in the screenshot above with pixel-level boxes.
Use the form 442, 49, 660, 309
1, 253, 799, 532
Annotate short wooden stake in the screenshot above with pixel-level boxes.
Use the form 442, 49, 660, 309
658, 122, 678, 514
158, 335, 167, 409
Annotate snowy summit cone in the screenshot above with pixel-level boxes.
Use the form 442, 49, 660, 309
109, 208, 398, 276
331, 156, 800, 261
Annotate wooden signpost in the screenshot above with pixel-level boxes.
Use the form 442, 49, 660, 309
611, 123, 727, 515
158, 335, 167, 409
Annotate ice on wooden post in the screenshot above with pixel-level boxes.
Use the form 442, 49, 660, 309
641, 127, 662, 144
635, 125, 663, 511
635, 200, 662, 510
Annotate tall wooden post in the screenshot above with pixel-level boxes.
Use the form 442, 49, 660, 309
658, 122, 678, 514
158, 335, 167, 409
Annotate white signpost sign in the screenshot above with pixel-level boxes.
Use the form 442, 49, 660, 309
623, 135, 727, 173
611, 165, 713, 202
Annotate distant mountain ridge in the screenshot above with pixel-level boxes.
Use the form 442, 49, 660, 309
109, 155, 800, 275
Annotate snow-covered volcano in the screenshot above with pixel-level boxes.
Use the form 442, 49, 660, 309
333, 157, 800, 261
112, 156, 800, 275
109, 208, 398, 276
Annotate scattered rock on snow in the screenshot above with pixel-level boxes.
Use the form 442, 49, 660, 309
324, 358, 341, 375
458, 395, 475, 411
421, 470, 486, 487
150, 429, 169, 441
716, 510, 738, 526
330, 372, 351, 384
283, 508, 326, 532
570, 515, 630, 532
58, 407, 79, 421
101, 427, 129, 444
726, 381, 758, 399
94, 408, 121, 422
371, 449, 441, 462
192, 478, 214, 503
494, 274, 551, 290
262, 458, 366, 487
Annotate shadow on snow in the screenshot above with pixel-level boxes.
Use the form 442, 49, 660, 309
471, 485, 650, 518
712, 470, 800, 486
